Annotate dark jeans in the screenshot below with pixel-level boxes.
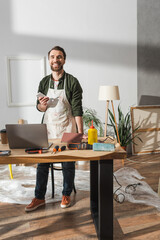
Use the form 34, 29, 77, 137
35, 162, 75, 200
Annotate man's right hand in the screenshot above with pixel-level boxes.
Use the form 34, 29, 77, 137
39, 96, 49, 105
38, 96, 49, 112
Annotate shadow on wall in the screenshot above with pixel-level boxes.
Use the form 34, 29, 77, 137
1, 1, 135, 67
139, 95, 160, 105
138, 45, 160, 72
1, 0, 160, 71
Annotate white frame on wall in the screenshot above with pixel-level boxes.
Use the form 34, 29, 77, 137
6, 56, 46, 107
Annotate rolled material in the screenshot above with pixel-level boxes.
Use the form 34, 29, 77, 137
0, 129, 8, 144
18, 119, 24, 124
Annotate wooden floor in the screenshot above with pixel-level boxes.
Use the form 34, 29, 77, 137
0, 191, 97, 240
0, 162, 98, 240
1, 155, 160, 240
114, 153, 160, 240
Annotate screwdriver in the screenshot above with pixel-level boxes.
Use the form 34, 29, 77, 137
52, 145, 59, 154
58, 146, 66, 152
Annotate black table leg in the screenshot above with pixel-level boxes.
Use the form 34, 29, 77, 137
90, 159, 113, 240
50, 163, 54, 198
99, 159, 113, 240
90, 161, 98, 232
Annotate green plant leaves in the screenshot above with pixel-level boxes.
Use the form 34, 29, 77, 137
108, 105, 142, 147
83, 108, 104, 136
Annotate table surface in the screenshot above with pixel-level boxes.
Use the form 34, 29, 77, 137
0, 138, 126, 164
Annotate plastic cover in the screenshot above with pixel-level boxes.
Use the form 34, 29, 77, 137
114, 167, 160, 210
0, 164, 89, 204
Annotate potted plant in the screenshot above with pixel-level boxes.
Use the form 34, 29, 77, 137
83, 107, 104, 137
108, 105, 142, 150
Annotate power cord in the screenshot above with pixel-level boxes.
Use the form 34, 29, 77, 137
113, 174, 142, 204
125, 183, 142, 194
113, 174, 125, 204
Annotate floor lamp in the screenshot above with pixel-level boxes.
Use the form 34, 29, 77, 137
98, 85, 120, 145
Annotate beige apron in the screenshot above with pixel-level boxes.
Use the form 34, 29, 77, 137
43, 76, 77, 139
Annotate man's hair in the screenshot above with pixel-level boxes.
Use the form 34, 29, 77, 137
48, 46, 66, 60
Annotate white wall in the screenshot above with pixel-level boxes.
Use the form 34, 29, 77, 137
0, 0, 137, 130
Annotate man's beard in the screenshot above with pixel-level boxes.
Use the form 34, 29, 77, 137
50, 65, 63, 72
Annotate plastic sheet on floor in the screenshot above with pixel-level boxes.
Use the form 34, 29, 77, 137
114, 167, 160, 210
0, 165, 89, 205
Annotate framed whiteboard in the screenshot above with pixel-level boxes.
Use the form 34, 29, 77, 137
6, 56, 46, 107
131, 106, 160, 154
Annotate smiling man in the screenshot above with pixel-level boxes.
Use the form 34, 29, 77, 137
25, 46, 83, 212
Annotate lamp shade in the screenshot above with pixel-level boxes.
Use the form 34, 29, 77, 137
98, 85, 120, 100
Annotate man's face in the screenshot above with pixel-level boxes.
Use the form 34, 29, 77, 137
49, 50, 65, 72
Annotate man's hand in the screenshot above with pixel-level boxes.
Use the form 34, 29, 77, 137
39, 96, 49, 105
38, 96, 49, 112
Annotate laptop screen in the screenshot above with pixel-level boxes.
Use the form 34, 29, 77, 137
6, 124, 50, 149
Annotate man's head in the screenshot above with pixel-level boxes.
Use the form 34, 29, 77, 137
48, 46, 66, 72
48, 46, 66, 60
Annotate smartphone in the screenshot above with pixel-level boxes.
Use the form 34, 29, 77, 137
36, 92, 46, 98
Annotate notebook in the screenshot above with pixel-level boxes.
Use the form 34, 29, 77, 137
61, 132, 83, 143
6, 124, 52, 149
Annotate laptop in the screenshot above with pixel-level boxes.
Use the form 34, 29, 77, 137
6, 124, 52, 149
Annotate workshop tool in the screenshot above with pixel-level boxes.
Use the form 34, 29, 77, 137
0, 150, 11, 156
68, 142, 92, 150
58, 146, 66, 152
25, 148, 46, 154
52, 145, 59, 154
